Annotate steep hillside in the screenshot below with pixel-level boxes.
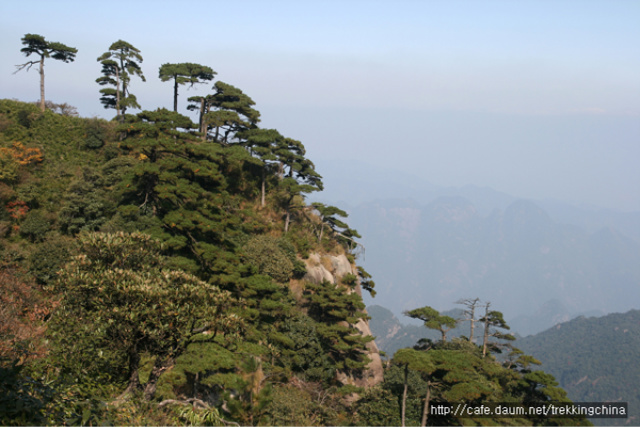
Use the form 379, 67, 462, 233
517, 310, 640, 426
0, 98, 381, 425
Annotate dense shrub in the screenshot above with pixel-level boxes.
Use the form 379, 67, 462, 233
28, 236, 72, 284
242, 235, 294, 283
84, 118, 106, 149
19, 210, 50, 242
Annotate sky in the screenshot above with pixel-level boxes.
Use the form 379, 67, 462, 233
1, 0, 639, 211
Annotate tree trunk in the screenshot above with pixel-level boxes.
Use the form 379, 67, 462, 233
39, 55, 45, 112
119, 350, 141, 400
469, 316, 476, 344
318, 222, 324, 244
421, 382, 431, 427
173, 77, 179, 112
482, 306, 490, 358
402, 364, 408, 427
143, 359, 168, 400
116, 65, 122, 120
200, 98, 206, 140
261, 168, 266, 207
284, 209, 290, 233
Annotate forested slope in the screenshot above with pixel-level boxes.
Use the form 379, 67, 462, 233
0, 94, 379, 425
517, 310, 640, 426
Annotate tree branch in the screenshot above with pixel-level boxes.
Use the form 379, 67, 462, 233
14, 61, 39, 74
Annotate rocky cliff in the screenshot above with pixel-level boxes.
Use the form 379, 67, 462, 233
303, 253, 384, 388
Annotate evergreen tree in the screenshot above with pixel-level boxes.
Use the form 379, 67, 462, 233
15, 34, 77, 112
304, 280, 374, 377
96, 40, 146, 120
117, 108, 246, 276
312, 202, 351, 244
241, 128, 283, 207
188, 81, 261, 142
405, 306, 458, 342
480, 303, 515, 357
159, 63, 216, 112
393, 348, 436, 427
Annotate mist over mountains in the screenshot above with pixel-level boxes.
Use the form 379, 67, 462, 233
313, 160, 640, 336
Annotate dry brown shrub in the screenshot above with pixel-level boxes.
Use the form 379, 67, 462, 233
0, 270, 56, 361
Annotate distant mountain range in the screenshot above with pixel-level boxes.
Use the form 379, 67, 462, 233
313, 160, 640, 336
354, 196, 640, 335
315, 158, 640, 242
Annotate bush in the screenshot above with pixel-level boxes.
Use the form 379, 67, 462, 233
19, 210, 50, 242
28, 236, 72, 284
84, 119, 107, 149
242, 236, 294, 283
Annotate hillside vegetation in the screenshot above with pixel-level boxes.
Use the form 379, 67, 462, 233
1, 35, 589, 426
517, 310, 640, 426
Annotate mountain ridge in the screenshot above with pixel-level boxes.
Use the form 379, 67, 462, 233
350, 194, 640, 335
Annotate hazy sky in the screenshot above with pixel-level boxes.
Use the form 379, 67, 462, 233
2, 0, 639, 211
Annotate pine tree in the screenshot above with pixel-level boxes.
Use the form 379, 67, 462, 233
188, 81, 261, 142
404, 306, 458, 342
480, 303, 515, 357
159, 63, 216, 112
96, 40, 146, 121
15, 34, 77, 112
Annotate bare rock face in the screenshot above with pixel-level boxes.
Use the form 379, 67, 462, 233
302, 253, 384, 388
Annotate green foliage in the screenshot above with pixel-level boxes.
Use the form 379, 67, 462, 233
58, 168, 114, 235
49, 232, 244, 399
83, 118, 108, 148
0, 359, 49, 425
265, 383, 320, 426
405, 305, 458, 342
311, 202, 361, 251
19, 34, 77, 64
305, 280, 373, 376
19, 209, 50, 241
188, 80, 261, 142
96, 40, 146, 117
159, 63, 216, 111
517, 310, 640, 425
0, 150, 19, 183
1, 68, 380, 423
242, 235, 295, 283
353, 386, 402, 426
377, 301, 591, 426
117, 108, 246, 277
357, 266, 376, 297
28, 235, 72, 284
279, 314, 335, 383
